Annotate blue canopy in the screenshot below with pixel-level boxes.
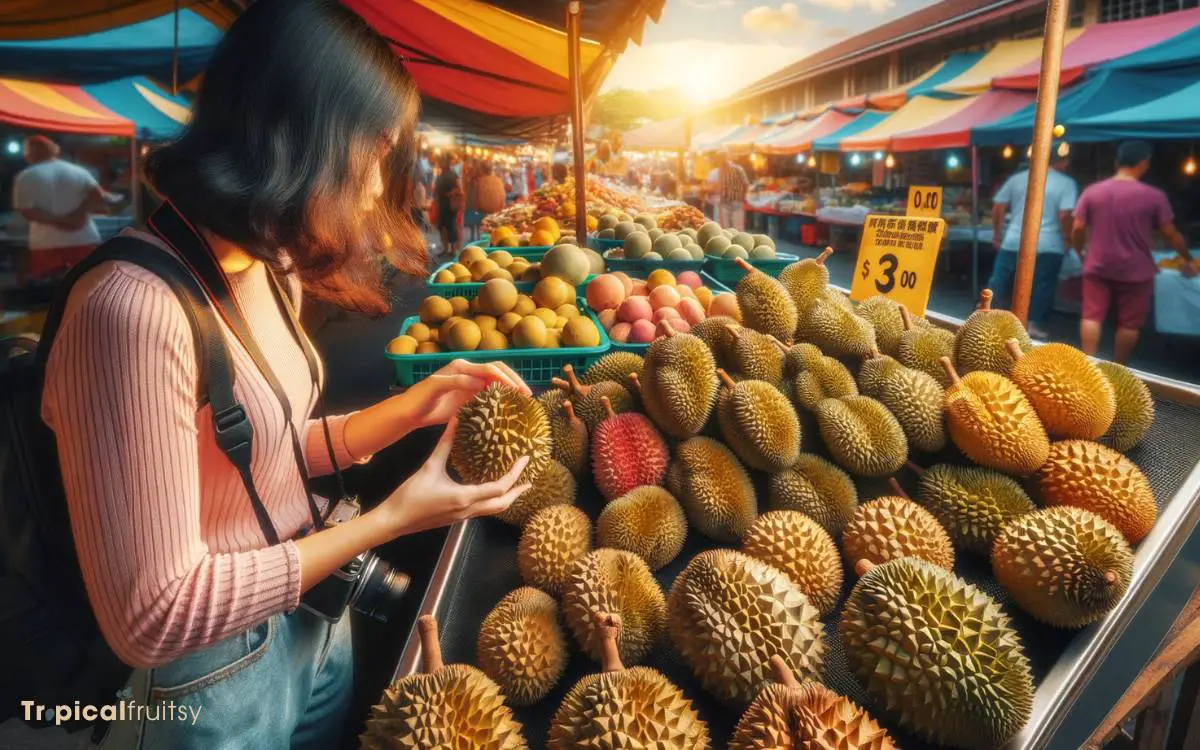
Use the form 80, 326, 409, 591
907, 51, 987, 99
1068, 78, 1200, 140
812, 111, 890, 152
971, 66, 1200, 146
1100, 25, 1200, 71
0, 10, 219, 85
83, 77, 190, 141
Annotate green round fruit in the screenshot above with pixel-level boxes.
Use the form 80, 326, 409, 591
749, 245, 776, 259
598, 214, 620, 231
647, 228, 664, 242
624, 231, 652, 259
732, 232, 756, 251
597, 227, 616, 239
667, 248, 694, 261
652, 234, 683, 256
705, 235, 732, 257
686, 244, 704, 260
678, 228, 698, 241
634, 213, 658, 230
644, 252, 663, 261
696, 222, 723, 247
726, 245, 749, 260
752, 234, 775, 250
614, 221, 638, 240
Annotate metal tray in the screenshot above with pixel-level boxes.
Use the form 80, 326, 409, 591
393, 307, 1200, 749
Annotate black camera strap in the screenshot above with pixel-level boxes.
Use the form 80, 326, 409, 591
146, 202, 341, 543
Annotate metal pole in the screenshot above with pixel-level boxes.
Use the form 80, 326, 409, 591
172, 0, 180, 95
971, 145, 980, 297
566, 2, 588, 245
1012, 0, 1069, 324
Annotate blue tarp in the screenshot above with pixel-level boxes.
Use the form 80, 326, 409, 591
1067, 77, 1200, 140
971, 66, 1200, 146
83, 77, 190, 141
907, 51, 988, 99
812, 111, 890, 151
0, 10, 219, 85
1100, 25, 1200, 71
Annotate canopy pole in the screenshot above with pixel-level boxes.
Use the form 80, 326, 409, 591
566, 2, 588, 244
172, 0, 180, 95
971, 145, 980, 297
1012, 0, 1069, 324
676, 149, 684, 199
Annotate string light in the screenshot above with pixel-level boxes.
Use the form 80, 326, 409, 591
946, 154, 961, 169
1053, 124, 1066, 138
873, 150, 884, 161
796, 153, 807, 165
1185, 156, 1197, 176
884, 154, 895, 169
849, 153, 862, 166
1056, 141, 1070, 158
5, 140, 20, 156
1002, 145, 1014, 159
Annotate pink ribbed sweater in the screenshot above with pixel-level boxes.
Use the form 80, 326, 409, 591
42, 232, 361, 669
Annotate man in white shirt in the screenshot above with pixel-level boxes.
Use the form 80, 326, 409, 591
989, 151, 1078, 340
12, 135, 107, 280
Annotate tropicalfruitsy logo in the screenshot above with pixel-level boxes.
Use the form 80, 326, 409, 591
19, 688, 203, 726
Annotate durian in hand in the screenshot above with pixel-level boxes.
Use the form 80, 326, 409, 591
451, 383, 551, 485
552, 364, 635, 430
941, 357, 1049, 476
637, 322, 719, 439
547, 612, 710, 749
814, 395, 908, 478
953, 289, 1031, 376
898, 305, 956, 387
741, 510, 843, 617
992, 507, 1133, 628
726, 325, 784, 385
778, 247, 832, 314
667, 437, 758, 543
476, 587, 568, 706
361, 615, 527, 749
579, 350, 644, 386
840, 558, 1034, 750
911, 461, 1035, 556
669, 549, 826, 706
767, 454, 858, 536
716, 368, 801, 472
1005, 339, 1116, 439
858, 349, 946, 453
729, 655, 897, 750
1035, 439, 1157, 544
496, 459, 576, 527
517, 504, 592, 596
1097, 361, 1154, 451
561, 549, 667, 667
733, 257, 799, 343
842, 479, 954, 571
597, 486, 687, 571
547, 398, 589, 480
591, 396, 668, 502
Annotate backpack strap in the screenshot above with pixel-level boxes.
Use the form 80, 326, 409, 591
38, 237, 282, 546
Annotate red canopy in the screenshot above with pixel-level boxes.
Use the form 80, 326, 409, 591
889, 90, 1032, 152
0, 77, 132, 135
758, 110, 855, 154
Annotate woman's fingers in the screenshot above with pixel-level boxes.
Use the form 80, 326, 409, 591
470, 483, 531, 519
489, 361, 531, 395
429, 416, 458, 466
463, 456, 530, 501
450, 360, 530, 395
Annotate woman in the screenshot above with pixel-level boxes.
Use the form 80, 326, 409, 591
42, 2, 530, 748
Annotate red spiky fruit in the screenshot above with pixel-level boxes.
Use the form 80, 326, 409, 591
592, 397, 669, 502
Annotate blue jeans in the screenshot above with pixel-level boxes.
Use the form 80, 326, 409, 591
987, 250, 1065, 326
102, 609, 352, 750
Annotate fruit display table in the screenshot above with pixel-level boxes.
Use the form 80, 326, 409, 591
387, 304, 1200, 750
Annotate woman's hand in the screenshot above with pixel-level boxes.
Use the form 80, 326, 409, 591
375, 417, 531, 537
399, 359, 531, 431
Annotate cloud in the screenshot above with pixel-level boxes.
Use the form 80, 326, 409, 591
682, 0, 734, 7
806, 0, 895, 13
825, 26, 855, 37
741, 3, 812, 34
602, 39, 810, 102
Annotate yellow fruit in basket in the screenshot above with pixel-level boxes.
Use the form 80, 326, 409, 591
419, 296, 454, 324
468, 297, 481, 314
545, 329, 563, 348
498, 312, 523, 336
386, 335, 418, 355
406, 322, 432, 342
514, 296, 536, 316
434, 269, 456, 284
510, 260, 530, 277
479, 330, 509, 351
483, 268, 514, 283
554, 316, 568, 330
417, 341, 441, 354
459, 246, 487, 266
534, 277, 574, 310
556, 303, 581, 319
521, 266, 542, 283
489, 250, 515, 268
470, 259, 499, 281
474, 315, 498, 334
491, 225, 516, 243
585, 214, 599, 232
427, 329, 440, 344
514, 316, 549, 349
446, 320, 482, 352
530, 229, 556, 247
535, 216, 561, 240
563, 317, 600, 348
477, 279, 518, 316
497, 236, 520, 248
448, 262, 472, 282
440, 316, 466, 340
647, 269, 676, 291
533, 308, 558, 327
448, 296, 470, 317
694, 286, 714, 312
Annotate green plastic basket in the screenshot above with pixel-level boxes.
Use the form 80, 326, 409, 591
601, 249, 707, 274
386, 298, 611, 386
426, 262, 535, 300
588, 272, 731, 352
590, 237, 624, 253
704, 252, 800, 284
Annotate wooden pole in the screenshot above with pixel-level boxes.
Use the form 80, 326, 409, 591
566, 2, 588, 244
130, 132, 140, 224
971, 145, 980, 297
1011, 0, 1070, 324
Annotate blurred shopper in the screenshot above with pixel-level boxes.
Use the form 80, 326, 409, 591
463, 159, 482, 243
12, 135, 110, 280
525, 162, 536, 196
551, 161, 569, 185
711, 148, 749, 230
476, 162, 507, 218
988, 149, 1077, 340
434, 153, 464, 256
1073, 140, 1196, 364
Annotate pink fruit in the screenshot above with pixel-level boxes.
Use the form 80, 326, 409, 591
629, 319, 657, 344
630, 281, 649, 296
611, 271, 635, 297
675, 284, 696, 300
617, 295, 653, 323
653, 307, 682, 324
597, 308, 617, 331
610, 322, 632, 342
648, 285, 681, 311
586, 274, 626, 312
677, 271, 703, 289
709, 292, 741, 321
677, 297, 706, 326
659, 319, 689, 336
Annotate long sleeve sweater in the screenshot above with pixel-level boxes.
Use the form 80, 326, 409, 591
42, 233, 361, 668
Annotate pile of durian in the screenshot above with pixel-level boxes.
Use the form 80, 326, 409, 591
363, 246, 1158, 750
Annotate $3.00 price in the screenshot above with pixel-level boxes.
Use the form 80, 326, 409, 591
861, 253, 918, 293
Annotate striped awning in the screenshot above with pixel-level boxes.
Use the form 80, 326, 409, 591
837, 96, 977, 151
0, 77, 132, 135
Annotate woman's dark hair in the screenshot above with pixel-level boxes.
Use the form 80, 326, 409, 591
146, 0, 423, 315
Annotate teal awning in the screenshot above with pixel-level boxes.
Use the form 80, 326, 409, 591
812, 111, 889, 152
907, 51, 987, 99
1068, 77, 1200, 140
83, 77, 190, 141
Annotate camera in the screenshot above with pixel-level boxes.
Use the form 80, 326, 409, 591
300, 498, 410, 623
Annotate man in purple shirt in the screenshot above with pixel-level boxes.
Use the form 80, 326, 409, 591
1072, 141, 1195, 364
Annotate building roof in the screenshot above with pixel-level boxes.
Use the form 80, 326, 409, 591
722, 0, 1042, 105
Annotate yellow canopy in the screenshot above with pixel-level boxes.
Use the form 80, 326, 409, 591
838, 95, 977, 151
0, 1, 241, 40
933, 33, 1083, 95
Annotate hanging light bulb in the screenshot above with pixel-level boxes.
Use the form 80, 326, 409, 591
1186, 156, 1197, 176
849, 153, 862, 166
884, 153, 895, 169
5, 140, 21, 156
873, 150, 885, 161
1053, 124, 1066, 138
946, 153, 961, 169
1002, 145, 1014, 159
796, 153, 807, 165
1057, 141, 1071, 158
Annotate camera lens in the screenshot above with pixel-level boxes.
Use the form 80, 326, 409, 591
350, 553, 410, 623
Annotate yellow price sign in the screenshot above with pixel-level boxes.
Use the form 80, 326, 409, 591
850, 214, 946, 316
907, 185, 943, 218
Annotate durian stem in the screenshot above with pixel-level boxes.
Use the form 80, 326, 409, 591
600, 395, 616, 420
561, 364, 588, 398
906, 461, 926, 477
734, 257, 756, 274
596, 612, 625, 673
769, 655, 801, 688
817, 247, 833, 265
978, 289, 994, 311
939, 356, 961, 385
1104, 571, 1118, 585
854, 559, 876, 577
868, 346, 881, 359
417, 615, 443, 673
627, 372, 642, 396
1005, 339, 1025, 362
725, 323, 742, 340
770, 336, 791, 354
887, 477, 912, 501
716, 368, 737, 390
660, 319, 677, 337
898, 305, 913, 332
563, 399, 581, 425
